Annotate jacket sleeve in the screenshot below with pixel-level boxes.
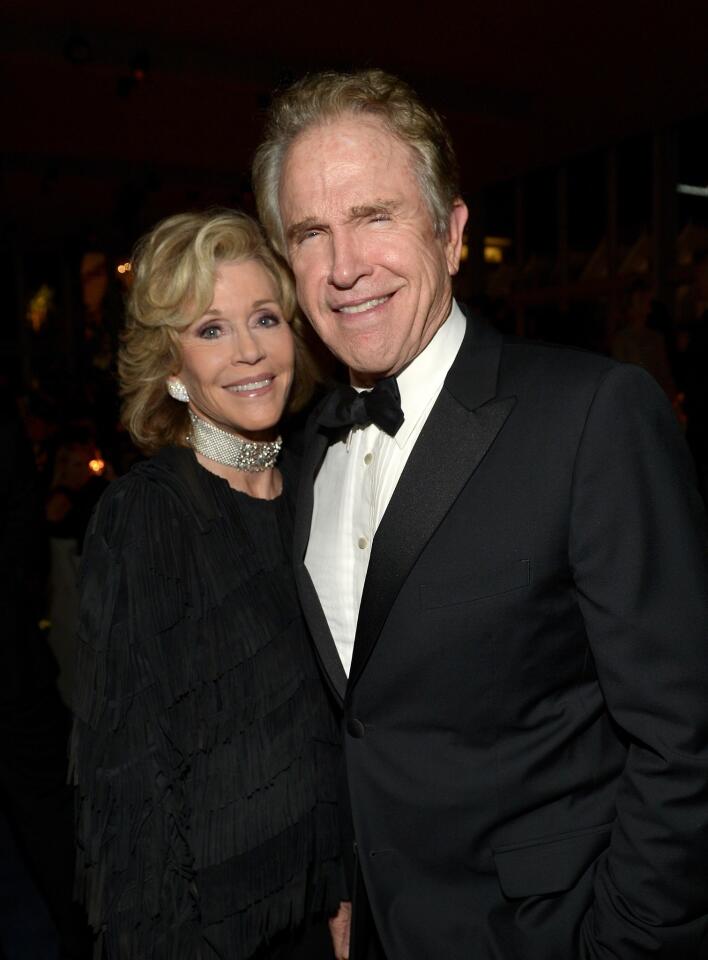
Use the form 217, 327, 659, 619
70, 479, 205, 959
568, 363, 708, 958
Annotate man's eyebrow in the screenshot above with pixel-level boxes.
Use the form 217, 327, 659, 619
286, 217, 322, 242
347, 199, 400, 220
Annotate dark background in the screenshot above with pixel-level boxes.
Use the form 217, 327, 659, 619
3, 0, 708, 374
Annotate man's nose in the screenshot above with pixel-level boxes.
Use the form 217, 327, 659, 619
328, 231, 372, 289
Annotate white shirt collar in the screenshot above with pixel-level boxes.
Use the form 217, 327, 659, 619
392, 299, 466, 448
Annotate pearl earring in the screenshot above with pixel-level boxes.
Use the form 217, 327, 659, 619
167, 379, 190, 402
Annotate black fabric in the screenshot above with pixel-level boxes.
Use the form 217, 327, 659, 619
316, 377, 404, 437
253, 914, 333, 959
71, 447, 341, 959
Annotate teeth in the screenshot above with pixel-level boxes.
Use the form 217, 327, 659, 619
229, 378, 272, 392
338, 296, 389, 315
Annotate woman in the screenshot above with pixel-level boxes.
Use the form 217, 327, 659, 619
70, 211, 341, 959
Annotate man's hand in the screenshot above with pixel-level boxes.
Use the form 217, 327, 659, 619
329, 900, 351, 960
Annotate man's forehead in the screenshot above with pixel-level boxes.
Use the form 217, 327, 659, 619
285, 114, 416, 175
279, 117, 418, 215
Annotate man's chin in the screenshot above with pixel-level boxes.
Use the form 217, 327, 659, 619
347, 357, 400, 386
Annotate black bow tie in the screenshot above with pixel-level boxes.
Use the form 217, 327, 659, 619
316, 376, 405, 437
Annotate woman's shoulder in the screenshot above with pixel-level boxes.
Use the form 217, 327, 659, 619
88, 447, 197, 550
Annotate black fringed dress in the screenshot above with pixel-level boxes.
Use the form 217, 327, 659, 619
70, 446, 342, 959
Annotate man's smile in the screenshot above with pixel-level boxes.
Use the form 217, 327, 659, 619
334, 295, 392, 315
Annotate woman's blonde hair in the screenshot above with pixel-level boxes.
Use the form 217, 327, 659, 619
119, 209, 317, 454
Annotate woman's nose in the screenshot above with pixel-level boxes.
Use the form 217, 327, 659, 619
231, 327, 265, 365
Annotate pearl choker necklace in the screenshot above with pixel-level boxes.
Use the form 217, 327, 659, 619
187, 411, 282, 473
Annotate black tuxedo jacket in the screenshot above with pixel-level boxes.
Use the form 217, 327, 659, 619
294, 313, 708, 959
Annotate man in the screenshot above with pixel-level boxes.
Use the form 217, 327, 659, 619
253, 70, 708, 959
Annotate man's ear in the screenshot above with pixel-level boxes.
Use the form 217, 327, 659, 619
445, 199, 469, 276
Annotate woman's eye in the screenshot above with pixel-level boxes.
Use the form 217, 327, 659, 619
198, 324, 221, 339
255, 313, 281, 328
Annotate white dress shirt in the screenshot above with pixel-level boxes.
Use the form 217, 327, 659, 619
305, 301, 467, 675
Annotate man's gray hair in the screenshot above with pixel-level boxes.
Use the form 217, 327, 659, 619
252, 68, 461, 256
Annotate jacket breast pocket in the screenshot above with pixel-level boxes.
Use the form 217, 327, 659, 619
493, 822, 613, 899
420, 559, 530, 610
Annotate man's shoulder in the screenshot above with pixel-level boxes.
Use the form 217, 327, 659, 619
492, 334, 676, 440
459, 307, 617, 392
501, 333, 615, 371
497, 334, 619, 394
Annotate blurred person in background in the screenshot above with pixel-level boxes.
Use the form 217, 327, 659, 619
45, 426, 111, 707
675, 252, 708, 500
610, 277, 677, 399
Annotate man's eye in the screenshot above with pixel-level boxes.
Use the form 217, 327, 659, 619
372, 214, 391, 223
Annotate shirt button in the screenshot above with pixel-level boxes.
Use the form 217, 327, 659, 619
364, 452, 373, 465
357, 536, 368, 549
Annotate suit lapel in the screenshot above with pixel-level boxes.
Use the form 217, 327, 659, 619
293, 424, 327, 566
293, 424, 348, 702
348, 316, 515, 690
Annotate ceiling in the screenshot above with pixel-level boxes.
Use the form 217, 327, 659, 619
3, 0, 708, 250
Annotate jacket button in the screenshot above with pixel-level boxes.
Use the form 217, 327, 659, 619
347, 718, 366, 738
